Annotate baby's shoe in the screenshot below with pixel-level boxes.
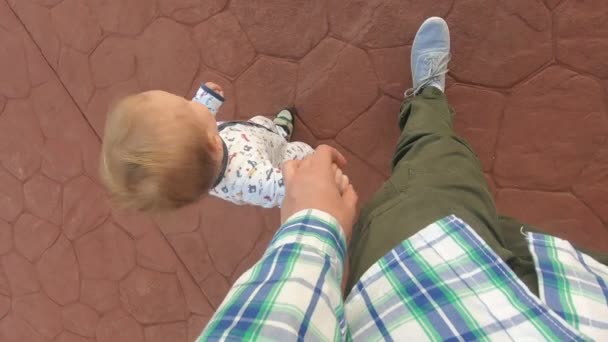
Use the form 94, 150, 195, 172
274, 108, 296, 141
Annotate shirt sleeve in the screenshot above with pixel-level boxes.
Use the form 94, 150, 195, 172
239, 160, 286, 208
198, 209, 349, 342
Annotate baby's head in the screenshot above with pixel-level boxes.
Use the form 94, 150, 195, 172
100, 90, 224, 212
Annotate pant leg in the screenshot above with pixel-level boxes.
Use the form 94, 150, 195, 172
346, 87, 513, 293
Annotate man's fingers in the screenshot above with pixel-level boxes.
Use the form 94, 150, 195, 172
314, 145, 347, 168
282, 160, 301, 186
340, 175, 350, 193
342, 184, 358, 211
334, 168, 343, 189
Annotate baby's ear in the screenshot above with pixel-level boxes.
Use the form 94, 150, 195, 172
210, 134, 224, 154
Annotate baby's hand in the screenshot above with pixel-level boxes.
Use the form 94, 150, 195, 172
332, 164, 351, 194
205, 82, 225, 97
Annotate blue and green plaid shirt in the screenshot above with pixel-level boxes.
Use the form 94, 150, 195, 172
199, 210, 608, 341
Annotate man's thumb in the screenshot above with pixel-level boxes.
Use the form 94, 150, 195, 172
282, 160, 300, 185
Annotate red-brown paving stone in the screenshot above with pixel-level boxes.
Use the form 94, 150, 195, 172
200, 271, 230, 308
369, 46, 412, 99
58, 47, 95, 107
62, 303, 100, 338
23, 174, 61, 224
0, 100, 44, 180
167, 232, 214, 284
1, 0, 608, 337
448, 0, 552, 87
9, 0, 61, 67
154, 202, 200, 235
188, 315, 210, 342
573, 144, 608, 223
0, 313, 46, 342
96, 309, 144, 342
449, 85, 505, 172
545, 0, 564, 9
119, 267, 188, 324
86, 78, 141, 136
292, 115, 318, 148
329, 0, 453, 48
23, 41, 52, 88
80, 279, 120, 313
80, 131, 104, 183
2, 252, 40, 295
189, 70, 236, 121
495, 66, 608, 190
75, 221, 136, 280
51, 0, 103, 53
144, 322, 187, 342
0, 28, 30, 98
496, 189, 608, 252
29, 80, 86, 139
37, 234, 80, 304
56, 331, 96, 342
14, 213, 60, 262
259, 207, 281, 232
230, 0, 328, 59
0, 0, 21, 30
235, 57, 297, 118
63, 176, 110, 240
0, 219, 11, 255
135, 230, 178, 273
336, 96, 402, 177
0, 267, 10, 296
90, 37, 137, 89
90, 0, 156, 36
0, 167, 23, 221
231, 230, 274, 284
556, 0, 608, 78
193, 12, 256, 78
199, 196, 263, 277
112, 209, 157, 238
41, 138, 83, 182
176, 264, 215, 316
13, 291, 63, 339
158, 0, 227, 25
135, 18, 200, 96
296, 38, 379, 138
0, 294, 9, 319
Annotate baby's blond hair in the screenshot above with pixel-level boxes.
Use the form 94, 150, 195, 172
100, 91, 218, 212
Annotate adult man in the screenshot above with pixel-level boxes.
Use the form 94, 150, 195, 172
199, 17, 608, 341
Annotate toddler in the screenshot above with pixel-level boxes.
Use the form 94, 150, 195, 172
100, 82, 314, 211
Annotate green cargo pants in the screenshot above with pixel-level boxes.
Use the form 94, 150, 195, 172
346, 87, 608, 295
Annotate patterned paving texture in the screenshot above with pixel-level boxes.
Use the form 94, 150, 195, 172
0, 0, 607, 341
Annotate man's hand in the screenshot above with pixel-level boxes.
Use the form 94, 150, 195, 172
281, 145, 358, 242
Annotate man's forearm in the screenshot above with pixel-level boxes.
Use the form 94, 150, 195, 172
198, 209, 348, 341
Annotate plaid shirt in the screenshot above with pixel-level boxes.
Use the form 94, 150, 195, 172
199, 210, 608, 341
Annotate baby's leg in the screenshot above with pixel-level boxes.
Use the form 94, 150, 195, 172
248, 116, 281, 134
272, 109, 294, 141
282, 141, 314, 162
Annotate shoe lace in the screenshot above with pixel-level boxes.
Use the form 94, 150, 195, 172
404, 53, 451, 98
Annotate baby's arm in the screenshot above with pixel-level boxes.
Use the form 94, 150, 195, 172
240, 160, 286, 208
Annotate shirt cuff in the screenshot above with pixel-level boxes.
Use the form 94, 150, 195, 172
270, 209, 347, 270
